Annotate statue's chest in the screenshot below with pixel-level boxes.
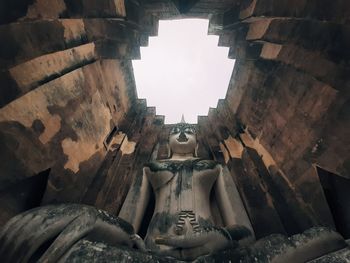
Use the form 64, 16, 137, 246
144, 160, 219, 235
144, 159, 219, 193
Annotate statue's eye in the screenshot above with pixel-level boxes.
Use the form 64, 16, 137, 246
171, 128, 180, 134
185, 128, 193, 134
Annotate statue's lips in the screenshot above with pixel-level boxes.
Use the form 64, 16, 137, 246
176, 137, 188, 143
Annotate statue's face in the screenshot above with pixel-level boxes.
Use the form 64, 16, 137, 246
168, 125, 197, 155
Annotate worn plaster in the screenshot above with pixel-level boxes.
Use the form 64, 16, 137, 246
246, 19, 273, 40
260, 42, 282, 59
224, 135, 244, 159
61, 91, 111, 173
120, 135, 136, 155
114, 0, 126, 16
61, 19, 86, 43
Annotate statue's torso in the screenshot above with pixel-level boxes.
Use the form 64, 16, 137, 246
143, 159, 220, 251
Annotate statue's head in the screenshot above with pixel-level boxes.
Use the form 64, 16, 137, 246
168, 123, 197, 157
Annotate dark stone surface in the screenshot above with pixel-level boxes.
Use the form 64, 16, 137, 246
0, 71, 21, 107
0, 0, 34, 25
0, 168, 49, 226
0, 121, 53, 191
245, 147, 315, 235
228, 154, 286, 238
318, 167, 350, 239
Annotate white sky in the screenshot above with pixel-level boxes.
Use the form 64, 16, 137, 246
132, 19, 235, 124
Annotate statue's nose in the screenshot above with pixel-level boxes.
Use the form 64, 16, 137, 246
177, 131, 188, 142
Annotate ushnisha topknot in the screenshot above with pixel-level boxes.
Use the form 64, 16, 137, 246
169, 114, 196, 134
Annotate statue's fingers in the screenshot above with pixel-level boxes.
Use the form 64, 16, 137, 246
17, 206, 96, 262
14, 215, 78, 263
0, 205, 54, 233
0, 212, 37, 259
0, 213, 26, 246
155, 233, 210, 248
0, 206, 64, 260
0, 204, 95, 262
0, 204, 70, 243
5, 213, 48, 262
5, 206, 82, 262
0, 205, 57, 239
0, 213, 25, 239
4, 205, 89, 263
36, 212, 97, 263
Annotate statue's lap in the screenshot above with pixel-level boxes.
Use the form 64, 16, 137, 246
61, 227, 349, 263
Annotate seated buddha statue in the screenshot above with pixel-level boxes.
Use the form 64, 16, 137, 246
0, 122, 253, 262
119, 122, 254, 260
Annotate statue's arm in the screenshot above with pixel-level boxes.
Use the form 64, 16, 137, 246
0, 204, 145, 263
118, 167, 151, 233
214, 164, 255, 238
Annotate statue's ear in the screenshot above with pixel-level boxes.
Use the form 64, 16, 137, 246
167, 143, 172, 158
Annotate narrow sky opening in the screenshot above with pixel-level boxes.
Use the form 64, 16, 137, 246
132, 19, 235, 124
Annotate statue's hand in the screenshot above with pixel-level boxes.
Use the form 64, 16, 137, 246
155, 225, 251, 261
0, 204, 145, 263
